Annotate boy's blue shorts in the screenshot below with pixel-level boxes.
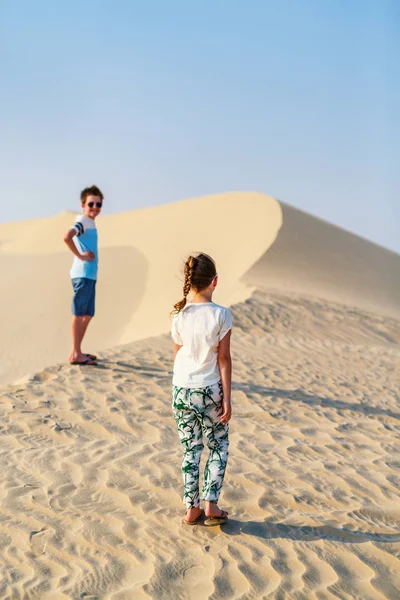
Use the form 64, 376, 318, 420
71, 278, 96, 317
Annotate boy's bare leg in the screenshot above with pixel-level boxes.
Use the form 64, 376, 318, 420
82, 315, 92, 340
81, 316, 95, 357
69, 316, 90, 362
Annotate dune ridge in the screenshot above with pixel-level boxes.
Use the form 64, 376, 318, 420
245, 202, 400, 320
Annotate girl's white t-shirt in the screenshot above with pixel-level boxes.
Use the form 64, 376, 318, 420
171, 302, 232, 388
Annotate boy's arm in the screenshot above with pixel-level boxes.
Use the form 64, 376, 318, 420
217, 330, 232, 424
63, 228, 94, 261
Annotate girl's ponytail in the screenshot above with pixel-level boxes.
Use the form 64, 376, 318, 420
173, 255, 197, 314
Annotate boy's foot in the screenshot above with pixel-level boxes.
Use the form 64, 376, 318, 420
85, 353, 97, 361
70, 357, 97, 366
69, 352, 97, 365
184, 507, 204, 525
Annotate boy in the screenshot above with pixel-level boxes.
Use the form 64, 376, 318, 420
63, 185, 103, 365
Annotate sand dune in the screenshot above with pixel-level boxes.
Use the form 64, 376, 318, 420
245, 202, 400, 320
0, 192, 282, 385
2, 193, 399, 387
1, 193, 399, 598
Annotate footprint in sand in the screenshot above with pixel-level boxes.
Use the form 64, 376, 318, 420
183, 564, 205, 585
32, 370, 54, 383
30, 527, 53, 556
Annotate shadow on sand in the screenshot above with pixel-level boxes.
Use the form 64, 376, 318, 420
233, 382, 400, 421
219, 519, 400, 544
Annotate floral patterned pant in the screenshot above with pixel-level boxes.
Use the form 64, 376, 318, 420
172, 381, 229, 508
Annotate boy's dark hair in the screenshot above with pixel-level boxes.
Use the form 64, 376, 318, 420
80, 185, 104, 204
173, 253, 217, 314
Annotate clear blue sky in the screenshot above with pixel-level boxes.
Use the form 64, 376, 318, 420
1, 0, 399, 253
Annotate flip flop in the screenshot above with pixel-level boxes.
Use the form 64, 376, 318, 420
69, 357, 98, 366
85, 354, 97, 361
183, 509, 205, 526
204, 510, 228, 527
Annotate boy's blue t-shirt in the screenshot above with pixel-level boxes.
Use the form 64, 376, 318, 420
70, 215, 98, 281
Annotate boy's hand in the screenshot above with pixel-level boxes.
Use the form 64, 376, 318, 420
220, 398, 231, 424
80, 251, 95, 261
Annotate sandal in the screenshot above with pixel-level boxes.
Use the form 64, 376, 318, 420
204, 509, 228, 527
69, 357, 98, 366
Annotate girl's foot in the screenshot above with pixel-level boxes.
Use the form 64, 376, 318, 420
184, 506, 204, 525
204, 502, 228, 526
204, 501, 229, 518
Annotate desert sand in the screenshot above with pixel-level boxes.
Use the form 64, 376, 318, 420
0, 192, 399, 599
0, 193, 282, 386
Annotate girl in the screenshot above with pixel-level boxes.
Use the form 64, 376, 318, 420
171, 253, 232, 526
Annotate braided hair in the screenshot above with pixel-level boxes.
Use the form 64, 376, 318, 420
173, 253, 217, 314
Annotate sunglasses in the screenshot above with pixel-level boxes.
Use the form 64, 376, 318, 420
87, 202, 102, 208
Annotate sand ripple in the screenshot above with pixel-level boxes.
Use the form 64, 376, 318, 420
0, 291, 399, 598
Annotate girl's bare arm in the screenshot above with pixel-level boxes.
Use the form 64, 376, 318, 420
217, 330, 232, 424
173, 343, 182, 359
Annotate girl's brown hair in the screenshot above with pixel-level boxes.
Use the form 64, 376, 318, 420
173, 253, 217, 314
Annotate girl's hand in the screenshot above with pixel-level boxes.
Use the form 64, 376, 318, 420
220, 399, 231, 424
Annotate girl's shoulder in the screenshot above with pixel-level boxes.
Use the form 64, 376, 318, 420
211, 302, 231, 314
177, 302, 231, 320
209, 303, 232, 325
